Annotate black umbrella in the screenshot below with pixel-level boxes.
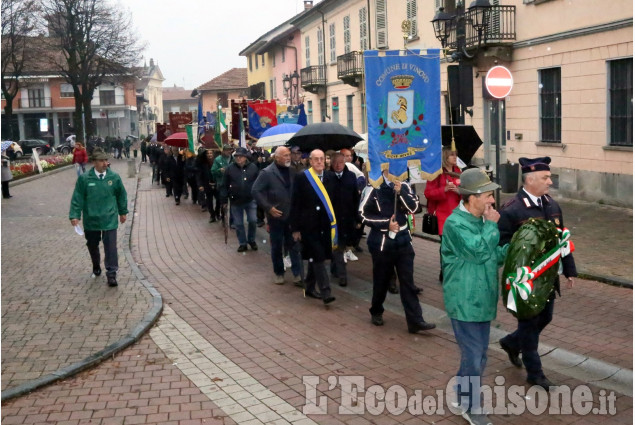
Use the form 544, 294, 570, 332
287, 122, 363, 153
441, 125, 483, 165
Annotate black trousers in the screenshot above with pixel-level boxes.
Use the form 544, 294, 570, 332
369, 242, 423, 325
187, 177, 198, 203
2, 181, 10, 198
85, 229, 118, 277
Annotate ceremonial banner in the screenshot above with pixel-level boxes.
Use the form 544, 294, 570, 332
364, 50, 442, 187
248, 100, 278, 139
168, 112, 193, 134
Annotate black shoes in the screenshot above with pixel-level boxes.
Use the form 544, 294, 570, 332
92, 267, 102, 278
107, 276, 118, 287
371, 315, 384, 326
249, 241, 258, 251
175, 200, 180, 205
338, 277, 347, 287
388, 284, 399, 294
407, 321, 436, 333
499, 339, 522, 368
323, 296, 336, 305
209, 217, 216, 223
414, 285, 423, 294
304, 290, 321, 299
354, 245, 363, 253
237, 245, 248, 253
527, 376, 555, 391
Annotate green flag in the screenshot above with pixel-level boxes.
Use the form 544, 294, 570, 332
214, 104, 226, 149
185, 124, 196, 153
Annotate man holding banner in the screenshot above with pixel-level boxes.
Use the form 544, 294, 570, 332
290, 149, 337, 305
362, 49, 442, 331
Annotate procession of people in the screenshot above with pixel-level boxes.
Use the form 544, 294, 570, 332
69, 129, 576, 425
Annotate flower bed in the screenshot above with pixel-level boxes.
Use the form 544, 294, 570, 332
10, 154, 73, 179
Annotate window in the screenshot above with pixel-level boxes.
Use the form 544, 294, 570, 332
329, 23, 336, 63
346, 95, 354, 129
255, 53, 258, 70
343, 16, 351, 54
249, 56, 253, 72
272, 51, 276, 67
27, 88, 44, 107
317, 27, 324, 65
60, 83, 73, 98
406, 0, 418, 38
282, 46, 286, 63
269, 80, 274, 100
376, 0, 387, 49
261, 54, 265, 66
608, 58, 633, 146
359, 7, 368, 51
270, 78, 277, 99
539, 67, 561, 143
332, 97, 339, 124
308, 100, 313, 125
218, 92, 228, 108
305, 36, 311, 67
99, 89, 115, 106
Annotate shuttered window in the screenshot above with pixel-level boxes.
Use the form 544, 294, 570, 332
359, 7, 368, 51
317, 27, 324, 65
329, 23, 336, 62
305, 36, 310, 67
376, 0, 387, 49
406, 0, 418, 38
343, 15, 351, 54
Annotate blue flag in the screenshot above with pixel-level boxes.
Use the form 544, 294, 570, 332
197, 97, 205, 138
364, 50, 442, 187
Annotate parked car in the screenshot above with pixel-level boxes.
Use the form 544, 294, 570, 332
17, 139, 54, 155
4, 142, 24, 159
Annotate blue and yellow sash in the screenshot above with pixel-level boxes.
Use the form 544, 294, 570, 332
305, 168, 338, 249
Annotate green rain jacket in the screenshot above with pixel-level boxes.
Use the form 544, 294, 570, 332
211, 154, 231, 187
69, 167, 128, 231
441, 203, 508, 322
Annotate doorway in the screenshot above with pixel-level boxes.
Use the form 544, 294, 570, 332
483, 98, 506, 172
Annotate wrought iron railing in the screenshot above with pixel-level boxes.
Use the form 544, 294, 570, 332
446, 5, 516, 51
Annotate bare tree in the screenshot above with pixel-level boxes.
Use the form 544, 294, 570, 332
42, 0, 144, 141
1, 0, 39, 140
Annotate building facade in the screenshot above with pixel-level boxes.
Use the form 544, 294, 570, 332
1, 74, 137, 145
136, 58, 165, 138
162, 85, 198, 123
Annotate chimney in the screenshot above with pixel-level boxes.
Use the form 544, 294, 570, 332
304, 0, 313, 10
149, 58, 155, 67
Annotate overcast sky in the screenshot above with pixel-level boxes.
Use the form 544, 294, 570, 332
121, 0, 320, 90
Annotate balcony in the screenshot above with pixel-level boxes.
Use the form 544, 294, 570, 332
445, 5, 516, 56
300, 65, 326, 94
19, 97, 51, 109
337, 51, 363, 87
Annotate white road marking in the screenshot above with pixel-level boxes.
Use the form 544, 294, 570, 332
150, 305, 318, 425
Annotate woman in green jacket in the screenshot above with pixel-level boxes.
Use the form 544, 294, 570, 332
441, 168, 507, 425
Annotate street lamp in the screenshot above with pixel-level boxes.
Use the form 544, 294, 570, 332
431, 0, 492, 61
282, 73, 291, 97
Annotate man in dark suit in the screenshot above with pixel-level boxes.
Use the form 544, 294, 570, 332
252, 146, 303, 285
329, 152, 360, 287
290, 149, 337, 305
497, 156, 577, 391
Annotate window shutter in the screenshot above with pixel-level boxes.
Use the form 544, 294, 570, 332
305, 36, 310, 67
407, 0, 418, 38
359, 7, 368, 51
376, 0, 387, 48
343, 16, 351, 54
330, 23, 336, 62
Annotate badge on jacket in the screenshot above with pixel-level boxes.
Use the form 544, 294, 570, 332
108, 180, 113, 186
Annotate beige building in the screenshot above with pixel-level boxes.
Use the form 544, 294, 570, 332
248, 0, 632, 205
136, 58, 165, 138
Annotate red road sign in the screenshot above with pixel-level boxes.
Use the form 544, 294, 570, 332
485, 66, 513, 99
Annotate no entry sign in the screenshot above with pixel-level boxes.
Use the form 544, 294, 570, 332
485, 66, 513, 99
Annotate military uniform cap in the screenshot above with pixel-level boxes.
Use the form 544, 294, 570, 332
519, 157, 551, 174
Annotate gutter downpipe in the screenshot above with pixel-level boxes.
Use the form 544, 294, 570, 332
319, 9, 328, 120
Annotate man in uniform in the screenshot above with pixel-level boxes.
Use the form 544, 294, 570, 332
360, 168, 436, 333
69, 148, 128, 287
497, 157, 577, 391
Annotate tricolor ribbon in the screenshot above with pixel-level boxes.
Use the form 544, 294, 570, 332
505, 227, 575, 313
305, 168, 338, 250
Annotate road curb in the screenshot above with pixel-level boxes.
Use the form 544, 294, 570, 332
1, 161, 163, 402
411, 232, 633, 288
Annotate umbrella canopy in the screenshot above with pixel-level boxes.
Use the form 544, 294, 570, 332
1, 141, 13, 153
353, 133, 368, 153
441, 125, 484, 166
164, 132, 188, 148
256, 123, 303, 148
287, 122, 363, 153
149, 133, 157, 143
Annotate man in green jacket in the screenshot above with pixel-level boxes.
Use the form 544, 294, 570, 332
69, 149, 128, 287
441, 168, 507, 425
